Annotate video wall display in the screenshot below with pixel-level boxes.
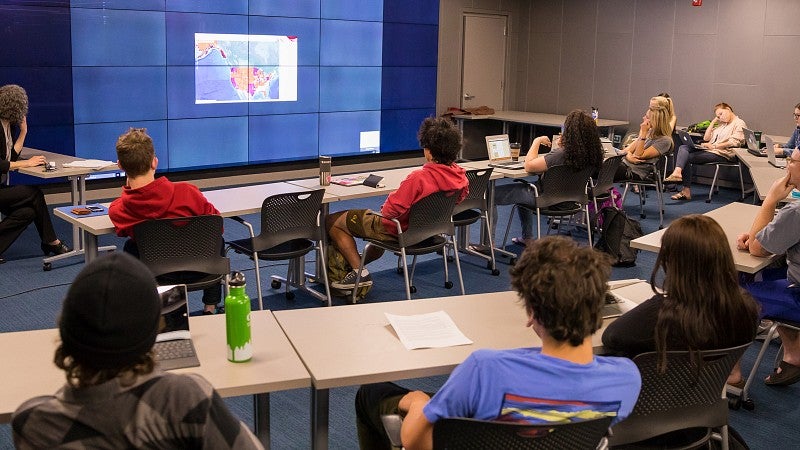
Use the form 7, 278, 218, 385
0, 0, 439, 171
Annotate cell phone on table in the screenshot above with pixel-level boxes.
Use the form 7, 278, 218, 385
86, 205, 104, 212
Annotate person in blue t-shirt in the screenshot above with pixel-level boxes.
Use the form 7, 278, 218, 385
354, 236, 642, 450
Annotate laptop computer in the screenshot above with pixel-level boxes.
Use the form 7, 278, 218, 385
485, 134, 525, 170
676, 129, 705, 151
601, 291, 625, 319
152, 284, 201, 371
743, 128, 767, 157
765, 136, 787, 169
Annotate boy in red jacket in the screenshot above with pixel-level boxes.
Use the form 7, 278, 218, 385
325, 117, 468, 290
109, 128, 223, 314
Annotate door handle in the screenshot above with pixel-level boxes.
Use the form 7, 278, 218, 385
463, 93, 475, 100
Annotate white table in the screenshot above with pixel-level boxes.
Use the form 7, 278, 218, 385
15, 148, 118, 269
273, 288, 648, 449
0, 311, 310, 449
630, 202, 778, 274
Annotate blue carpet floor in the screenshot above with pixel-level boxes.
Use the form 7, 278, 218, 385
0, 180, 798, 448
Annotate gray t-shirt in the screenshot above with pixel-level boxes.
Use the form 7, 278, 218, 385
622, 135, 672, 179
543, 148, 566, 168
757, 200, 800, 284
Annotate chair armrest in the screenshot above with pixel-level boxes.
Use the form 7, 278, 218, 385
364, 211, 403, 235
226, 216, 255, 238
381, 414, 404, 448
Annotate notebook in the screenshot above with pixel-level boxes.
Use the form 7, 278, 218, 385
744, 128, 766, 157
765, 136, 787, 169
485, 134, 525, 170
152, 284, 201, 371
676, 129, 705, 151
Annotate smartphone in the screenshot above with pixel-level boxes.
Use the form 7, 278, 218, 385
86, 205, 104, 212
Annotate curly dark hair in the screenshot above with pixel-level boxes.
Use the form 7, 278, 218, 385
509, 236, 611, 347
54, 343, 156, 389
652, 215, 759, 370
0, 84, 28, 124
561, 109, 603, 171
417, 116, 462, 165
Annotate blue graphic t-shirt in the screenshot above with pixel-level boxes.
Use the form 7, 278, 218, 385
423, 348, 641, 425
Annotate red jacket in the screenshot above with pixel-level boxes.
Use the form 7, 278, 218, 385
380, 162, 468, 234
109, 177, 220, 239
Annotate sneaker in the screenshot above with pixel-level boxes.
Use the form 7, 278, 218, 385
331, 269, 373, 290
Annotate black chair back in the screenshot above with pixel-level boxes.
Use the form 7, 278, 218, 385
531, 165, 592, 210
397, 189, 460, 248
133, 215, 229, 278
453, 168, 492, 217
252, 189, 325, 251
433, 416, 612, 450
608, 343, 750, 447
591, 155, 624, 198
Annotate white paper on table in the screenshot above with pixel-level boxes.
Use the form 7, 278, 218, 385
385, 310, 473, 350
62, 159, 115, 169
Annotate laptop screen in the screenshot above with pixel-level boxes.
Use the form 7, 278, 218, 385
485, 134, 511, 160
155, 284, 190, 342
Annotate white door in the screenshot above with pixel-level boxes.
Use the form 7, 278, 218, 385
461, 14, 507, 110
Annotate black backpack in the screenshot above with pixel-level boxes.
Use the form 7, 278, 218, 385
596, 207, 644, 267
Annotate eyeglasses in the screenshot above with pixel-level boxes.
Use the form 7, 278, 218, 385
793, 113, 800, 119
787, 157, 800, 165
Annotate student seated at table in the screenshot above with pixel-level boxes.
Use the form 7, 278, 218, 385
492, 109, 603, 246
0, 84, 70, 263
650, 93, 676, 132
108, 127, 223, 315
664, 102, 747, 201
614, 104, 673, 182
354, 236, 641, 450
603, 215, 759, 387
11, 253, 262, 449
737, 164, 800, 386
325, 117, 468, 291
776, 102, 800, 157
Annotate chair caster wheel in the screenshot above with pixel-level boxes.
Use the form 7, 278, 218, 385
286, 291, 295, 300
705, 199, 711, 203
410, 285, 417, 294
640, 214, 646, 219
446, 255, 454, 262
728, 396, 741, 410
509, 257, 517, 265
444, 281, 453, 289
742, 399, 754, 411
396, 267, 404, 275
43, 262, 52, 271
491, 268, 500, 276
271, 280, 281, 289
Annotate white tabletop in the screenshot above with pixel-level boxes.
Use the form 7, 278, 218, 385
453, 110, 628, 128
287, 166, 418, 202
460, 159, 534, 179
734, 148, 786, 201
0, 310, 310, 423
630, 202, 777, 274
273, 290, 644, 390
15, 147, 118, 180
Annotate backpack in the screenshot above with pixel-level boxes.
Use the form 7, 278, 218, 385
596, 207, 643, 267
588, 187, 623, 228
326, 244, 372, 299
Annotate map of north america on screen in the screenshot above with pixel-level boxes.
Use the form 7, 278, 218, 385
195, 33, 298, 104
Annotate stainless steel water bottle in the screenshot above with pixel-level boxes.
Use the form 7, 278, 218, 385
225, 272, 252, 362
319, 156, 331, 186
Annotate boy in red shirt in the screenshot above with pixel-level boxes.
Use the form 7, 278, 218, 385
325, 117, 468, 290
108, 128, 223, 314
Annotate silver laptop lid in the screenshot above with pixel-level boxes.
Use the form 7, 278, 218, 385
764, 136, 786, 167
743, 128, 762, 152
485, 134, 512, 162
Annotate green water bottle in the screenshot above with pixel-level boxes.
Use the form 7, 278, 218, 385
225, 272, 252, 362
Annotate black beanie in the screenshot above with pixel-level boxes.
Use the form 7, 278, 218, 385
59, 252, 161, 370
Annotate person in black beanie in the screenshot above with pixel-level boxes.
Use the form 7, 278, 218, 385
11, 252, 263, 450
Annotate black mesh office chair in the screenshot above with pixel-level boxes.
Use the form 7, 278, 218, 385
608, 343, 750, 450
501, 165, 594, 248
380, 414, 612, 450
619, 155, 669, 229
133, 215, 230, 300
351, 190, 464, 302
227, 189, 330, 309
589, 155, 624, 238
452, 168, 499, 275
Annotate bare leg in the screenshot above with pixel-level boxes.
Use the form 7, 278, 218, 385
327, 212, 364, 270
778, 327, 800, 366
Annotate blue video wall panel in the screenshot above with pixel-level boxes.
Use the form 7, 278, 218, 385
0, 1, 440, 171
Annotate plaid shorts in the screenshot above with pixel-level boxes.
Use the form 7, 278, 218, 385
345, 209, 396, 242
